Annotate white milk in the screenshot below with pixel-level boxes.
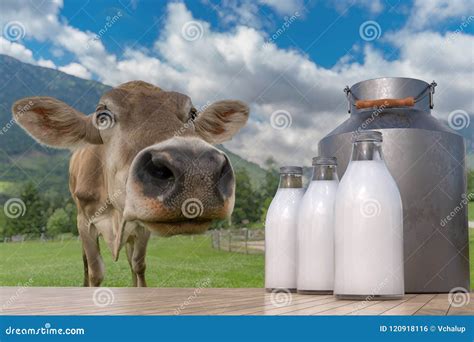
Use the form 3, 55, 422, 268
334, 159, 404, 297
265, 187, 304, 290
297, 179, 338, 292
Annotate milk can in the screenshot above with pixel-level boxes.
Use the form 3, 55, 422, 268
319, 77, 469, 293
297, 157, 338, 294
265, 166, 305, 292
334, 131, 404, 299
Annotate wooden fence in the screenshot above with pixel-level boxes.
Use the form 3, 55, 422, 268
3, 230, 267, 255
210, 228, 264, 254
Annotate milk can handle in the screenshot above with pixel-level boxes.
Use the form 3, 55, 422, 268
355, 97, 414, 109
344, 81, 437, 113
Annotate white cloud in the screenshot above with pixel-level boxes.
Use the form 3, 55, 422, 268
0, 36, 56, 70
332, 0, 383, 14
0, 37, 34, 63
37, 58, 56, 69
208, 0, 264, 28
0, 0, 63, 41
205, 0, 304, 29
407, 0, 474, 30
258, 0, 305, 15
58, 62, 92, 79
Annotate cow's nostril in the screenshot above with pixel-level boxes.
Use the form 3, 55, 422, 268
217, 155, 234, 199
149, 162, 174, 180
138, 152, 176, 186
147, 156, 175, 181
134, 152, 178, 198
219, 156, 232, 180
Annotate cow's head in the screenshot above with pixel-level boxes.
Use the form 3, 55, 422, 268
12, 81, 249, 237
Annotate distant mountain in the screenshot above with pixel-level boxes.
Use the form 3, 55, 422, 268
0, 54, 266, 198
219, 146, 266, 188
0, 54, 111, 156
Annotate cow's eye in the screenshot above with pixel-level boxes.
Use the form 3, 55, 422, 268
189, 107, 198, 121
94, 109, 115, 130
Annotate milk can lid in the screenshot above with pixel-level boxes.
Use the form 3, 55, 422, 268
312, 156, 337, 166
353, 130, 383, 142
279, 166, 303, 174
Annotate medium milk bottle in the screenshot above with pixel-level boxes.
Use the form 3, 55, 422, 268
265, 166, 304, 292
297, 157, 338, 294
334, 131, 404, 299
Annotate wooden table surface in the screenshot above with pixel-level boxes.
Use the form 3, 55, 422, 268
1, 287, 472, 316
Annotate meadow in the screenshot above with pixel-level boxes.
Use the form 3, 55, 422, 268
0, 235, 264, 288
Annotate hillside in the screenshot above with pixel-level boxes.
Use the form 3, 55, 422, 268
0, 54, 266, 198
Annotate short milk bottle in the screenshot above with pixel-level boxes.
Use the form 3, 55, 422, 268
334, 131, 404, 299
265, 166, 304, 292
297, 157, 338, 294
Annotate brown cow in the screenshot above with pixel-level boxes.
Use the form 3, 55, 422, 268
12, 81, 249, 287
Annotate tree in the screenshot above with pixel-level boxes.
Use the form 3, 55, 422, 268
47, 208, 69, 237
47, 208, 69, 236
5, 182, 46, 237
231, 168, 261, 226
64, 202, 78, 235
258, 157, 280, 223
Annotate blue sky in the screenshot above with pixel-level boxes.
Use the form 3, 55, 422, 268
22, 0, 411, 69
1, 0, 473, 165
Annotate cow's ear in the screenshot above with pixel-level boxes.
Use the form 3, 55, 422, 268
12, 96, 103, 148
194, 100, 249, 144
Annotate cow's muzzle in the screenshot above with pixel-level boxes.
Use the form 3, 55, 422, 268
123, 137, 235, 235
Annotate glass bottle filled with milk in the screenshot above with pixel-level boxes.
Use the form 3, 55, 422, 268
297, 157, 338, 294
334, 131, 404, 299
265, 166, 304, 292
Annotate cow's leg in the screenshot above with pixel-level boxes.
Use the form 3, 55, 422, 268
132, 227, 151, 287
125, 240, 138, 287
82, 247, 89, 287
78, 216, 105, 287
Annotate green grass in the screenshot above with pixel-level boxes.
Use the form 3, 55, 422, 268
0, 181, 16, 195
468, 202, 474, 221
0, 235, 264, 287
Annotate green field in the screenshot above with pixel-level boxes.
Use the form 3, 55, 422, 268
0, 235, 264, 287
469, 202, 474, 221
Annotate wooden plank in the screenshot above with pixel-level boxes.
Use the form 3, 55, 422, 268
1, 287, 470, 316
285, 299, 363, 316
447, 292, 474, 316
381, 294, 436, 315
2, 288, 267, 316
313, 299, 382, 316
8, 289, 261, 315
217, 295, 334, 316
414, 294, 450, 316
177, 295, 270, 315
139, 292, 269, 315
349, 295, 416, 315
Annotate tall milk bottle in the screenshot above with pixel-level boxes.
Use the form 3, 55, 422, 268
334, 131, 404, 299
265, 166, 304, 292
297, 157, 338, 294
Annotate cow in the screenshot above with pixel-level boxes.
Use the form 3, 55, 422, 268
12, 81, 249, 287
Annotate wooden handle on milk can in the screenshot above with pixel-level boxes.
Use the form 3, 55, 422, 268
355, 96, 415, 109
